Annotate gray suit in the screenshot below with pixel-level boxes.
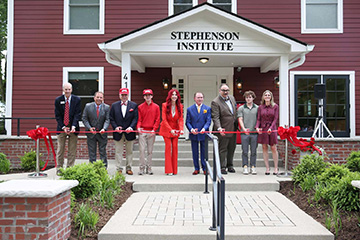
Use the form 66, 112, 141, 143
82, 102, 110, 166
211, 94, 237, 170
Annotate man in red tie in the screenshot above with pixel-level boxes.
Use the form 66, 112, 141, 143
54, 82, 81, 175
109, 88, 138, 175
82, 92, 110, 167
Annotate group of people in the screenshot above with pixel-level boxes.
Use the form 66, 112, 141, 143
54, 82, 279, 176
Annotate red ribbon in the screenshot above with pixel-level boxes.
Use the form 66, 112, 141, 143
278, 126, 322, 155
26, 127, 57, 170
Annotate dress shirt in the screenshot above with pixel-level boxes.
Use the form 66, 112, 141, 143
121, 101, 127, 117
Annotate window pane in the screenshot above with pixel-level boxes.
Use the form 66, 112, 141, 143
174, 0, 192, 3
306, 4, 337, 29
326, 92, 336, 104
70, 0, 99, 4
213, 0, 231, 3
174, 5, 192, 14
70, 6, 99, 29
69, 72, 99, 96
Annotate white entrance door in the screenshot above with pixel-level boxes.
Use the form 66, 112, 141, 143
184, 75, 218, 138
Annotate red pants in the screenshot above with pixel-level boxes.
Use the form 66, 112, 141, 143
163, 137, 179, 174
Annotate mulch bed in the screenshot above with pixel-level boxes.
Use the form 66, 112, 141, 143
279, 181, 360, 240
69, 182, 134, 240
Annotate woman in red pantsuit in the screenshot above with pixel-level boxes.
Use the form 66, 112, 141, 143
159, 89, 184, 175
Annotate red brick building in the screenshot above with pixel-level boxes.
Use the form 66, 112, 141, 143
3, 0, 359, 166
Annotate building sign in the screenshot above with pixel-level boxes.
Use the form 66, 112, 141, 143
171, 31, 240, 51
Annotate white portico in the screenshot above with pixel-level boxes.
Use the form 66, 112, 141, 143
98, 2, 314, 127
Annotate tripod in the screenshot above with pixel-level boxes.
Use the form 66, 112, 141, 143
312, 102, 334, 139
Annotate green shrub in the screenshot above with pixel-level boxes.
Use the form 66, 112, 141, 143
74, 203, 99, 237
20, 150, 44, 171
327, 171, 360, 211
318, 164, 350, 185
0, 153, 10, 174
70, 191, 76, 211
299, 175, 317, 192
60, 163, 102, 199
292, 154, 329, 185
346, 151, 360, 172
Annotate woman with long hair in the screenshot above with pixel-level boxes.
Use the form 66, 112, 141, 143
255, 90, 279, 175
159, 89, 184, 175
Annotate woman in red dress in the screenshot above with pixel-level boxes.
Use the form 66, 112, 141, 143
255, 90, 279, 175
159, 89, 184, 175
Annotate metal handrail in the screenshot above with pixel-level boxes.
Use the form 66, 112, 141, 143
204, 133, 225, 240
1, 117, 56, 136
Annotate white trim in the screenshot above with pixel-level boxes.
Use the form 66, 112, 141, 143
301, 0, 343, 34
62, 67, 104, 92
5, 0, 14, 136
208, 0, 237, 14
63, 0, 105, 35
289, 71, 355, 137
168, 0, 198, 16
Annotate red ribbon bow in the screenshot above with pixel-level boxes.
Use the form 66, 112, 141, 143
277, 126, 322, 155
26, 127, 57, 170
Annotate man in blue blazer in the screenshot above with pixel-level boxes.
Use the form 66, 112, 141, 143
186, 92, 211, 175
110, 88, 138, 175
54, 82, 81, 175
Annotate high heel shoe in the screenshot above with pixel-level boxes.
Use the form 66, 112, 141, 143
265, 168, 270, 175
273, 168, 279, 175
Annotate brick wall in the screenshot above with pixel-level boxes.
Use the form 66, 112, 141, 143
0, 137, 120, 169
0, 191, 71, 239
277, 139, 360, 170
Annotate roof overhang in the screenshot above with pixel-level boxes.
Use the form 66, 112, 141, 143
98, 2, 314, 73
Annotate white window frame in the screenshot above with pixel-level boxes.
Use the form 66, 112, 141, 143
168, 0, 198, 16
301, 0, 343, 34
63, 0, 105, 35
208, 0, 237, 14
290, 71, 355, 138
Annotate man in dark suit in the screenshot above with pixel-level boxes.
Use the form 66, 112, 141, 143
54, 82, 81, 175
110, 88, 138, 175
82, 91, 110, 167
211, 84, 237, 174
186, 92, 211, 175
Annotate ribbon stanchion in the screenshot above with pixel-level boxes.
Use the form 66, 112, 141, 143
27, 125, 48, 178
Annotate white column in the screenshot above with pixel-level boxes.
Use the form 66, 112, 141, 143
279, 55, 289, 127
121, 52, 131, 99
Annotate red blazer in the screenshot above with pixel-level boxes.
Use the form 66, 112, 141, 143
159, 102, 184, 138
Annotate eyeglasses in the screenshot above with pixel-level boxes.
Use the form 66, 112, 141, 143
221, 89, 230, 92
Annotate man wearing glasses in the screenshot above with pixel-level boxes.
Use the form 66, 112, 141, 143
211, 84, 238, 174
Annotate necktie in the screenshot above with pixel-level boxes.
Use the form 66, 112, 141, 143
64, 99, 69, 126
96, 105, 100, 118
197, 105, 201, 113
121, 102, 127, 106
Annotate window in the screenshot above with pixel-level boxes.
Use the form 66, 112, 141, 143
301, 0, 343, 34
295, 75, 349, 137
63, 67, 104, 111
169, 0, 197, 15
208, 0, 237, 13
64, 0, 104, 35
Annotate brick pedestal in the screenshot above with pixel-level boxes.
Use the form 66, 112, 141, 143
0, 180, 78, 240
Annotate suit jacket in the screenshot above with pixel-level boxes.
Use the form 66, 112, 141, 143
82, 102, 110, 139
186, 104, 211, 141
109, 100, 138, 141
54, 94, 81, 135
159, 102, 184, 138
211, 94, 237, 138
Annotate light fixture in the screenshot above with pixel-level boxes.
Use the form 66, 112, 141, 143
162, 78, 169, 90
199, 57, 209, 64
274, 77, 280, 88
236, 78, 243, 90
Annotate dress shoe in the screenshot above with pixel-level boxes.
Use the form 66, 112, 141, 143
192, 170, 200, 175
166, 173, 173, 176
221, 169, 227, 175
118, 169, 123, 174
203, 170, 207, 175
126, 170, 133, 175
228, 167, 236, 173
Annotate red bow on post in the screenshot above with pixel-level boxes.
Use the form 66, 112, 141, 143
277, 126, 322, 155
26, 127, 57, 170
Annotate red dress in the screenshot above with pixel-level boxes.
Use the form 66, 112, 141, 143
159, 103, 184, 174
255, 104, 279, 146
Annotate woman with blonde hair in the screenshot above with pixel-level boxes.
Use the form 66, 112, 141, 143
159, 89, 184, 175
255, 90, 279, 175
